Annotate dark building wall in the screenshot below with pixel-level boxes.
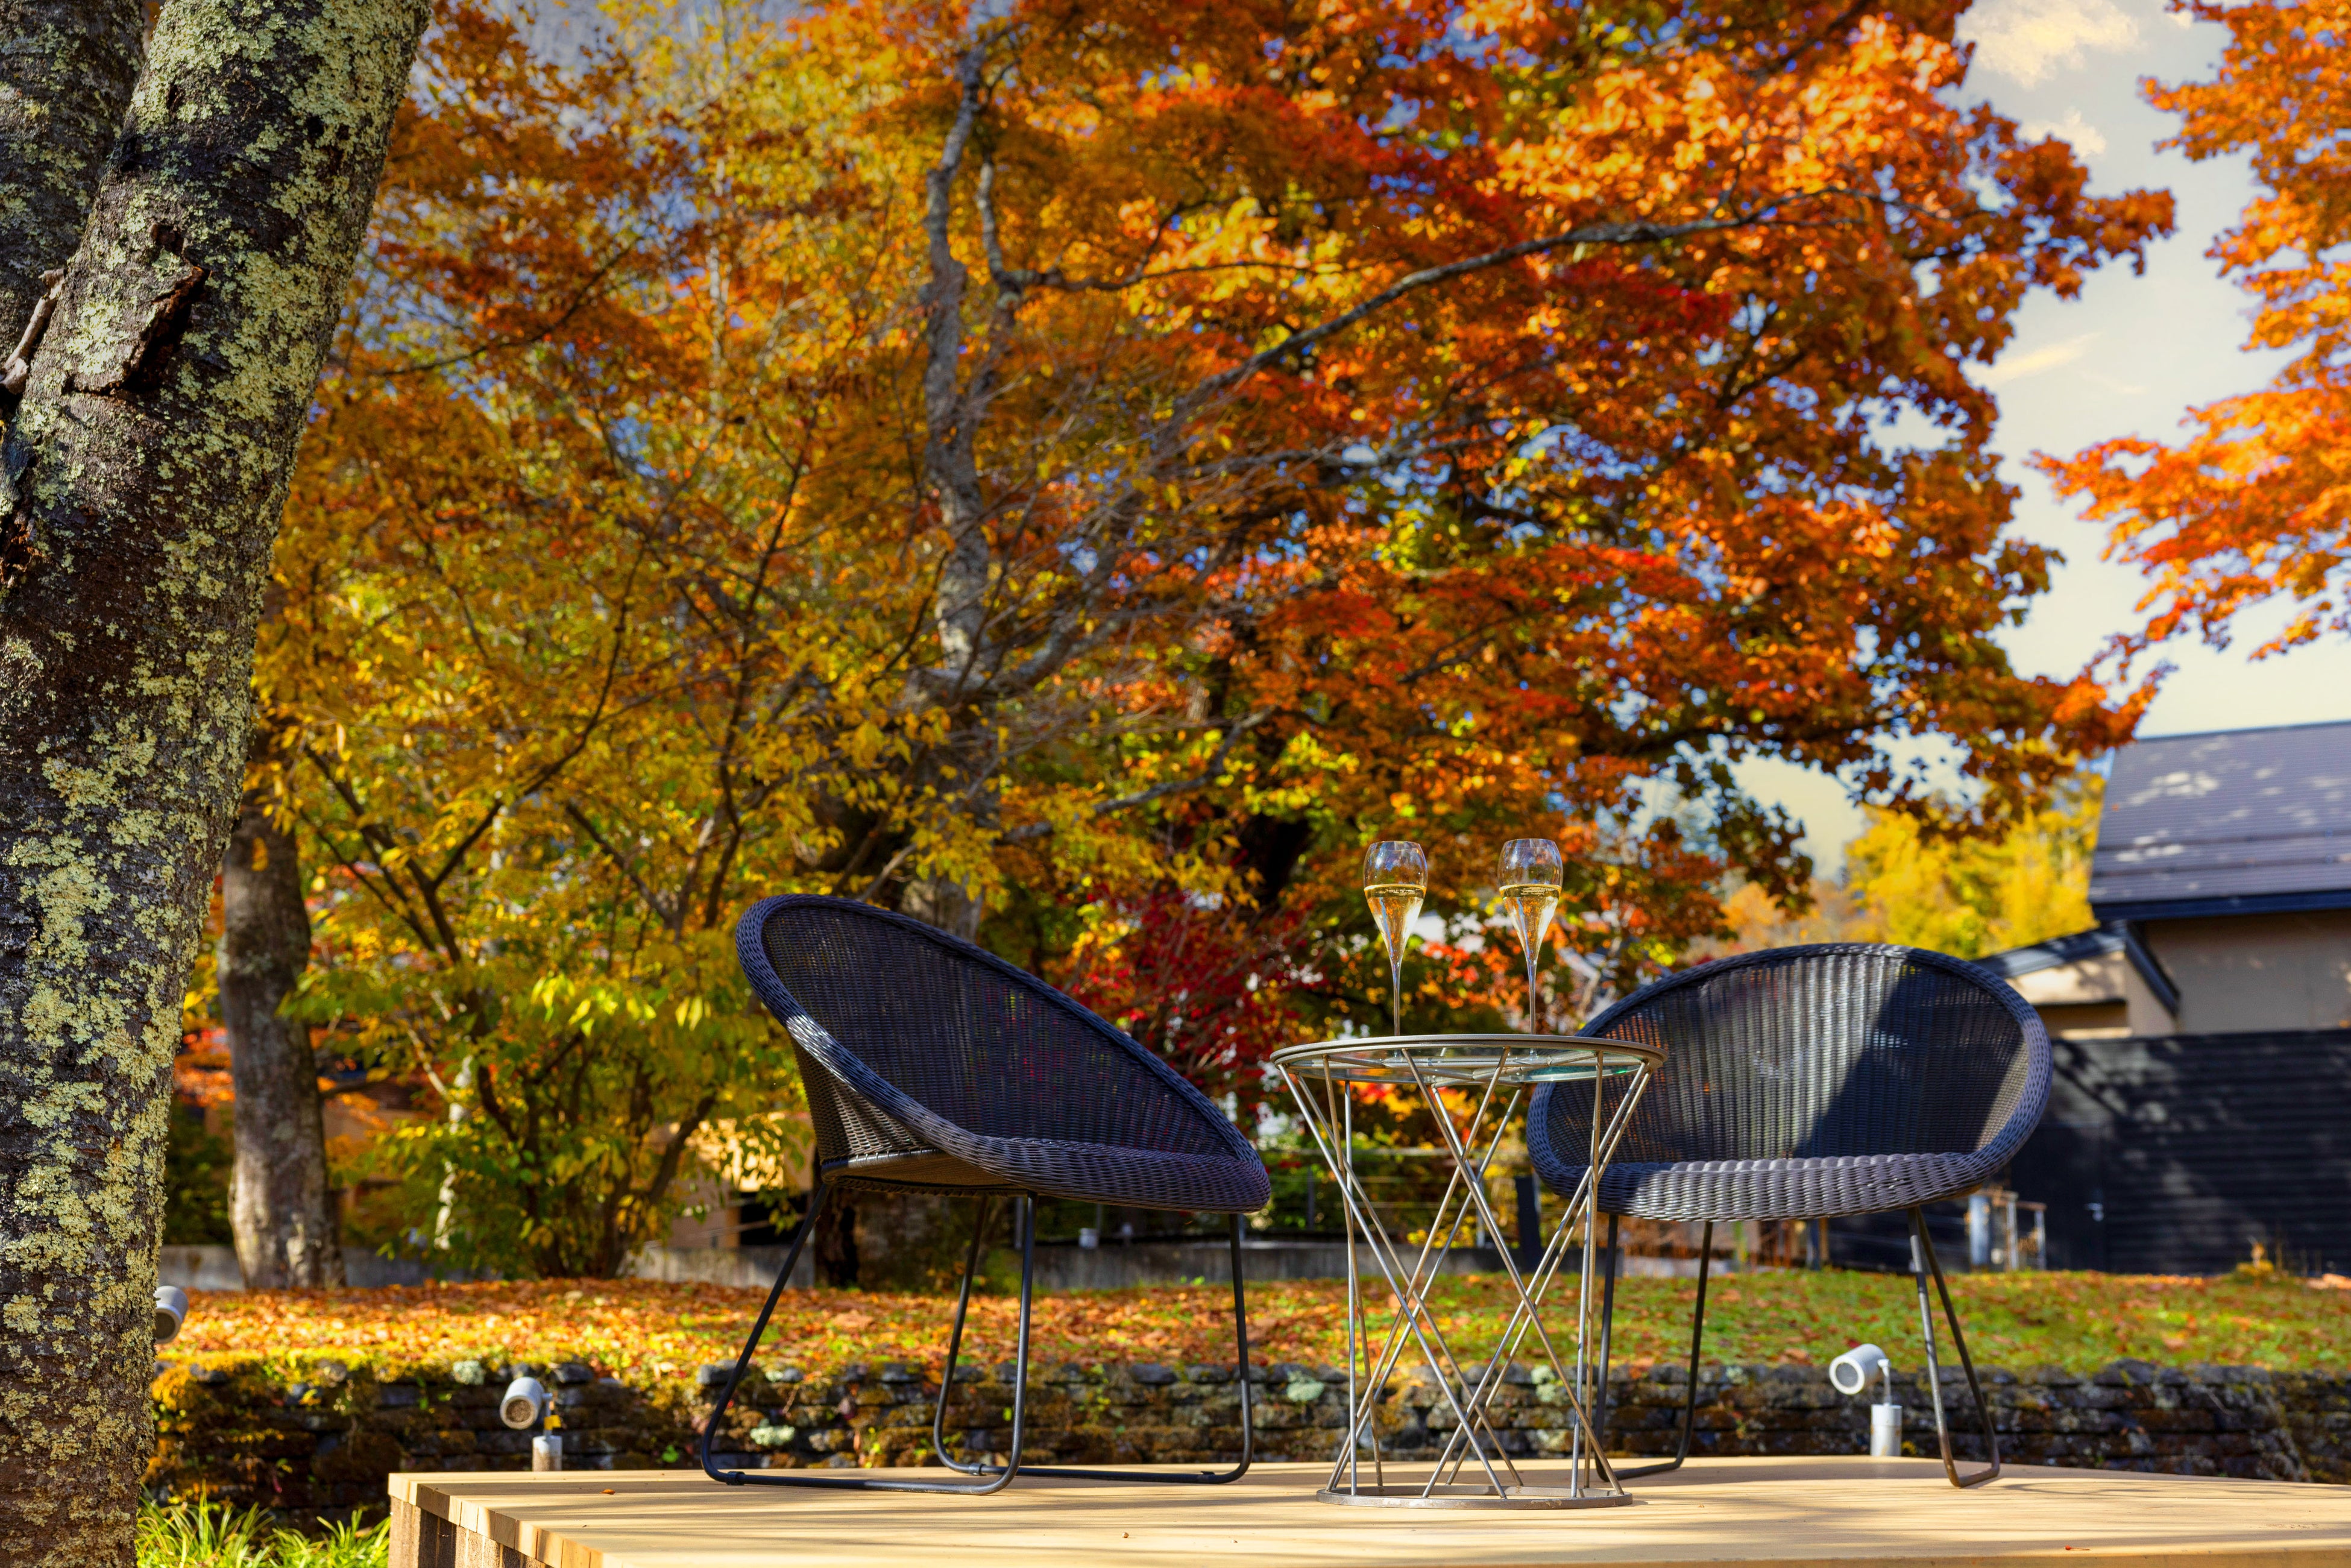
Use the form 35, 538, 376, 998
2007, 1029, 2351, 1276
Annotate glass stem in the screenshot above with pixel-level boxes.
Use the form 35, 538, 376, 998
1524, 947, 1540, 1034
1390, 962, 1403, 1037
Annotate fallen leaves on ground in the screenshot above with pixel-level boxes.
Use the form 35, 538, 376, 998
160, 1270, 2351, 1384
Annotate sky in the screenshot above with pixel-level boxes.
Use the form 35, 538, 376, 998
1737, 0, 2351, 868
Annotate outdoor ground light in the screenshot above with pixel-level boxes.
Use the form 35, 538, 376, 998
1828, 1343, 1902, 1458
153, 1285, 187, 1345
500, 1374, 548, 1429
501, 1374, 564, 1471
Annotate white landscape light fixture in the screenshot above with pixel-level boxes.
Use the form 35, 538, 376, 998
500, 1374, 563, 1471
499, 1374, 548, 1429
1829, 1343, 1903, 1459
153, 1285, 187, 1345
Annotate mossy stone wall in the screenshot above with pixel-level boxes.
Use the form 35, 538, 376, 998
148, 1353, 2351, 1523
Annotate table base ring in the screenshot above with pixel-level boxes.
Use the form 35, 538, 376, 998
1313, 1483, 1638, 1510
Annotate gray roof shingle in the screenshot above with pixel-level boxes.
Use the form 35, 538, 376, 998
2090, 719, 2351, 919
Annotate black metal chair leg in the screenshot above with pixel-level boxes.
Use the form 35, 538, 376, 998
930, 1194, 1001, 1473
701, 1182, 1031, 1494
1907, 1207, 2000, 1488
954, 1212, 1256, 1484
1613, 1218, 1712, 1481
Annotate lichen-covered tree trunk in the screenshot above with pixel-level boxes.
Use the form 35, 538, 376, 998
0, 1, 143, 368
222, 766, 341, 1290
0, 2, 426, 1561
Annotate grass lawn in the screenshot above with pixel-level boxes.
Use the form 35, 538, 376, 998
167, 1268, 2351, 1381
138, 1500, 384, 1568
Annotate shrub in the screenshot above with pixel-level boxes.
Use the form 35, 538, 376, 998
137, 1498, 386, 1568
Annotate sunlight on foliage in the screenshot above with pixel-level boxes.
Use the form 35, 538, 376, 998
1839, 775, 2103, 959
238, 0, 2175, 1270
2044, 0, 2351, 664
137, 1499, 385, 1568
161, 1271, 2351, 1384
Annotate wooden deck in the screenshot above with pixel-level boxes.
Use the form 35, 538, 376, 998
390, 1457, 2351, 1567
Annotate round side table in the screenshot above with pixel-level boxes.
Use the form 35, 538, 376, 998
1270, 1033, 1661, 1509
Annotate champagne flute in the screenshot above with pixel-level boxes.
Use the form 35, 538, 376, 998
1497, 839, 1563, 1031
1362, 841, 1428, 1036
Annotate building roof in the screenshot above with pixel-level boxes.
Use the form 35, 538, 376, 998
1973, 924, 2126, 980
2091, 719, 2351, 921
1979, 921, 2179, 1013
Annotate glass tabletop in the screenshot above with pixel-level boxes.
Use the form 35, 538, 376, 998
1271, 1032, 1663, 1086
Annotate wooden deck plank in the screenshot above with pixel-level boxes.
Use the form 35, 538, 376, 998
389, 1459, 2351, 1567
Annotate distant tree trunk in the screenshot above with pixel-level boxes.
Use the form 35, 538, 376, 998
880, 869, 986, 1284
814, 1174, 860, 1288
901, 876, 985, 942
221, 758, 341, 1289
0, 2, 426, 1561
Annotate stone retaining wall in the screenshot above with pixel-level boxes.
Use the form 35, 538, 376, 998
148, 1355, 2351, 1523
162, 1239, 1673, 1294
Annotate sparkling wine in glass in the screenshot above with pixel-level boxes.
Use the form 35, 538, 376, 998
1497, 839, 1563, 1031
1362, 840, 1428, 1036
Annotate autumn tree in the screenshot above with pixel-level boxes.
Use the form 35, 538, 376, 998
1707, 770, 2099, 962
266, 9, 866, 1277
840, 0, 2170, 940
1839, 777, 2102, 958
2044, 0, 2351, 663
927, 0, 2173, 1042
262, 0, 2168, 1273
0, 1, 426, 1562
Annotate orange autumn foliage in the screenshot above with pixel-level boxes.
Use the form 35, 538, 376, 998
254, 0, 2170, 1270
161, 1271, 2351, 1381
2044, 0, 2351, 660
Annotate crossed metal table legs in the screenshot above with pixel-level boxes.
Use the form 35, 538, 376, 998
1272, 1035, 1656, 1509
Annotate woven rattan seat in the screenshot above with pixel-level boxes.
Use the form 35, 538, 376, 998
744, 896, 1268, 1212
1528, 943, 2051, 1490
1530, 945, 2048, 1221
703, 895, 1268, 1497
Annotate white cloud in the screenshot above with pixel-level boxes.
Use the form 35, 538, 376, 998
1980, 332, 2098, 387
2083, 368, 2149, 397
1960, 0, 2141, 86
2019, 107, 2110, 157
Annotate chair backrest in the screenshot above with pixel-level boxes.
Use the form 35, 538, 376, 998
737, 895, 1251, 1173
1531, 943, 2050, 1171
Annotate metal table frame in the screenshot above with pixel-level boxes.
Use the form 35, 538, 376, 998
1270, 1034, 1661, 1510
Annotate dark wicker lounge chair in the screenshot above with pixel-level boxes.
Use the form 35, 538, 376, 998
1529, 943, 2050, 1488
703, 894, 1271, 1495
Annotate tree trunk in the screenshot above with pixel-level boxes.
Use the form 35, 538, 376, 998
0, 1, 142, 376
0, 2, 426, 1561
222, 768, 341, 1289
814, 1185, 860, 1288
901, 875, 985, 942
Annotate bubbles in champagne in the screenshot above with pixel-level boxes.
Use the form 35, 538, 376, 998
1499, 882, 1559, 954
1364, 883, 1424, 966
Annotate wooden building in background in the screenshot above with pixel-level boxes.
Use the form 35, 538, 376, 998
1995, 720, 2351, 1276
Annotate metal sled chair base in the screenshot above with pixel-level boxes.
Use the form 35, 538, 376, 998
699, 1181, 1254, 1493
1591, 1209, 1999, 1490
